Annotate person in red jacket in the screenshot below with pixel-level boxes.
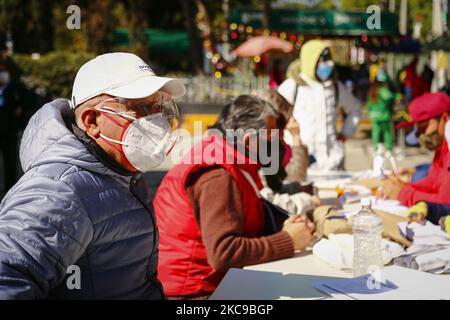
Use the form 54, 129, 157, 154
378, 92, 450, 206
153, 95, 315, 299
403, 57, 429, 102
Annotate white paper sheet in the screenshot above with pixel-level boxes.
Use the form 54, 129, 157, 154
314, 265, 450, 300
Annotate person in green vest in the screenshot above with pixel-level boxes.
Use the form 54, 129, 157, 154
367, 69, 401, 153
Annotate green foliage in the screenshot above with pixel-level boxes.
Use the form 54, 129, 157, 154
0, 0, 439, 76
12, 51, 95, 99
341, 0, 434, 41
341, 0, 383, 11
0, 0, 53, 52
52, 0, 118, 53
408, 0, 433, 41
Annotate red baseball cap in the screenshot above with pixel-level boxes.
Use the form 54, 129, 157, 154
396, 92, 450, 128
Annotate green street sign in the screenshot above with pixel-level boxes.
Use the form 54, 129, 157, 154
114, 28, 190, 52
229, 9, 399, 36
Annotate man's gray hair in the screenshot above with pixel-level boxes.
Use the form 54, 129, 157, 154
213, 95, 278, 133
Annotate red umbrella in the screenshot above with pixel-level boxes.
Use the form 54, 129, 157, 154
233, 36, 294, 57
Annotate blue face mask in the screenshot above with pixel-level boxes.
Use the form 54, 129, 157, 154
316, 62, 334, 81
376, 69, 387, 82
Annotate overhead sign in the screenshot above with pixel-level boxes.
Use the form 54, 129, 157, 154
229, 9, 399, 36
114, 29, 190, 52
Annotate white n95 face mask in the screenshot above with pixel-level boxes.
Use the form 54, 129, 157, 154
96, 98, 179, 172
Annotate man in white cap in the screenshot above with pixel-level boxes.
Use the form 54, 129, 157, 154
0, 53, 185, 299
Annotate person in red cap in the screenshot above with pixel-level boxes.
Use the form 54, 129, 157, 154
378, 92, 450, 206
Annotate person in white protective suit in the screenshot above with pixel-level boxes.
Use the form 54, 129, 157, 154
278, 40, 361, 171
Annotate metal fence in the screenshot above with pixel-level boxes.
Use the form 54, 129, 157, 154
176, 75, 270, 104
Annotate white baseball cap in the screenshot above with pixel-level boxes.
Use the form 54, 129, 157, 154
70, 52, 186, 109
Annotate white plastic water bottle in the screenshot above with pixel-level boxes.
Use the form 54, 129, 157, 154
372, 154, 385, 177
372, 145, 386, 178
352, 197, 383, 277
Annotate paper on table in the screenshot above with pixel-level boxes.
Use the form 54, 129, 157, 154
395, 221, 450, 274
398, 221, 450, 245
314, 265, 450, 300
312, 235, 405, 270
371, 197, 408, 217
414, 248, 450, 274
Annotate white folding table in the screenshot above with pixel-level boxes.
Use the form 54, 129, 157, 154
210, 250, 352, 300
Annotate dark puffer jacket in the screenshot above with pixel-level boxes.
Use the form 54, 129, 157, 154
0, 99, 163, 299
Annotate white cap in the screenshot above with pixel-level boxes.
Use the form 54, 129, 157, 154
70, 52, 186, 109
361, 197, 372, 206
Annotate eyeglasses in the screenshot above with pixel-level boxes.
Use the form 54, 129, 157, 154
94, 93, 180, 131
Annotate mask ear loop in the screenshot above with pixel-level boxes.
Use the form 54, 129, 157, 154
93, 101, 140, 171
97, 105, 137, 121
99, 133, 127, 147
96, 107, 132, 150
98, 99, 178, 165
98, 120, 138, 171
95, 106, 136, 144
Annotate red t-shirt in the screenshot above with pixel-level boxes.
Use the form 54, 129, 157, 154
398, 139, 450, 206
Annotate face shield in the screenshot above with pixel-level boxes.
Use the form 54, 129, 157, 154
97, 92, 180, 155
94, 93, 181, 171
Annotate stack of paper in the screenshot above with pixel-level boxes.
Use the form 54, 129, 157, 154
394, 221, 450, 274
371, 198, 408, 217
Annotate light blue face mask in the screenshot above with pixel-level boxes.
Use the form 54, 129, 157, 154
316, 61, 334, 81
376, 69, 388, 82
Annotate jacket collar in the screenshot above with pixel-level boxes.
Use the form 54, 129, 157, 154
205, 133, 263, 189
